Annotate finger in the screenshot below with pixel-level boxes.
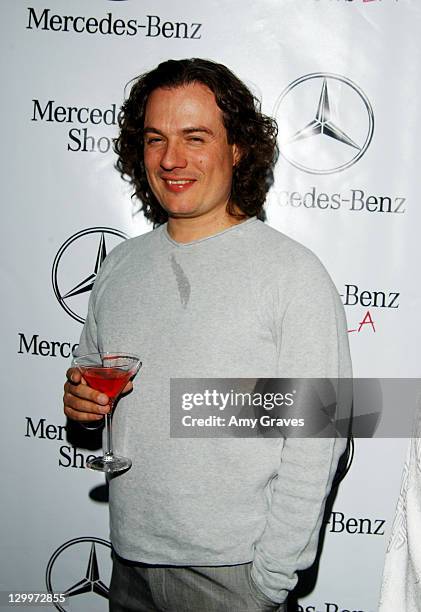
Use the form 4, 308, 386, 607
63, 389, 110, 415
63, 384, 110, 416
66, 367, 83, 385
63, 380, 109, 406
122, 381, 133, 394
64, 404, 105, 422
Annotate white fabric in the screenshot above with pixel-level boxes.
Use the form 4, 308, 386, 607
379, 412, 421, 611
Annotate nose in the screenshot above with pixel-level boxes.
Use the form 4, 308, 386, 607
160, 140, 187, 170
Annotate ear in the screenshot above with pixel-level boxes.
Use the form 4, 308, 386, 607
232, 144, 242, 167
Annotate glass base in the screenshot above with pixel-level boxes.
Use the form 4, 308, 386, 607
86, 454, 132, 474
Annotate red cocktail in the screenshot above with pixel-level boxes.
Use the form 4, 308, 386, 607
73, 352, 142, 473
80, 367, 132, 405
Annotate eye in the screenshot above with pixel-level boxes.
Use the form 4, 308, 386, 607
145, 135, 163, 145
188, 136, 205, 143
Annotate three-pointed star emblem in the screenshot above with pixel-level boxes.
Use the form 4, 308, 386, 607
62, 543, 109, 599
287, 78, 360, 151
46, 536, 112, 611
274, 72, 374, 174
52, 227, 128, 324
60, 233, 107, 302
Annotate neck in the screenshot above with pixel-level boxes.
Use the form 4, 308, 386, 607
166, 206, 248, 244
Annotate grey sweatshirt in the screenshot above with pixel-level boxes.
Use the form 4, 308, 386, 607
78, 217, 351, 604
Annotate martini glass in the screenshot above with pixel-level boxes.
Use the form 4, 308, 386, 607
73, 352, 142, 473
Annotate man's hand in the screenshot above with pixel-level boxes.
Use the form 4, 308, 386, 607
63, 367, 133, 422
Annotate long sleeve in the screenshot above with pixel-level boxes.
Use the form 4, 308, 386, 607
75, 285, 99, 356
75, 242, 127, 356
251, 256, 352, 604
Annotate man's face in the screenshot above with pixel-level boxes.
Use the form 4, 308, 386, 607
143, 82, 240, 219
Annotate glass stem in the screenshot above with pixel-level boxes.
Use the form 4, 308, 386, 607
104, 402, 114, 461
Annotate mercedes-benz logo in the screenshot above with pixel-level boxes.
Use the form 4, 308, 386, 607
46, 537, 112, 611
274, 72, 374, 175
52, 227, 127, 324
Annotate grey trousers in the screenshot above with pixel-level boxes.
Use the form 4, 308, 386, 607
109, 552, 286, 612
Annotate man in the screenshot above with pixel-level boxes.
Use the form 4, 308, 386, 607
64, 58, 351, 612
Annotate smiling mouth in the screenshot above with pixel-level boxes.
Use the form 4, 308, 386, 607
164, 179, 195, 185
161, 178, 197, 193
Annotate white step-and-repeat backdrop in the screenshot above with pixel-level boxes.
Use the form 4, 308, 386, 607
2, 1, 420, 611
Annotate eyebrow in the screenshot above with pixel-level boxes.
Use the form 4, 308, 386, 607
143, 126, 214, 136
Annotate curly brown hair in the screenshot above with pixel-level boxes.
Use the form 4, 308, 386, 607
114, 58, 278, 226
